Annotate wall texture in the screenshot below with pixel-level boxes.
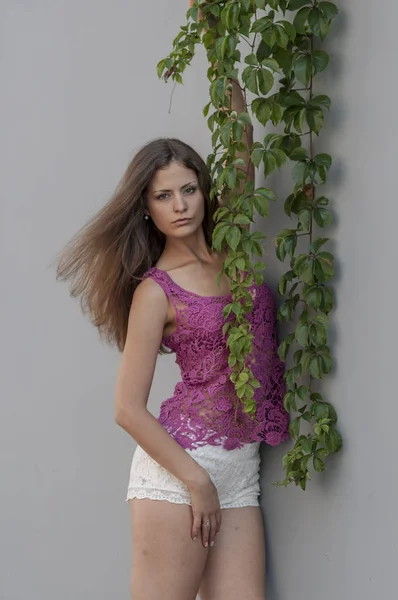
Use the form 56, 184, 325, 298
260, 1, 398, 598
1, 1, 397, 599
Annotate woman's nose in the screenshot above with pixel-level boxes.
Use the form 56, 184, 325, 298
173, 193, 187, 212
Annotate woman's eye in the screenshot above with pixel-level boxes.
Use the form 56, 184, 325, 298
156, 187, 196, 201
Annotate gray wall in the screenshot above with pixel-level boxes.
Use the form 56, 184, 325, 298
1, 1, 397, 599
260, 1, 398, 598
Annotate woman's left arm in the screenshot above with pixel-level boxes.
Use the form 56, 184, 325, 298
224, 78, 254, 200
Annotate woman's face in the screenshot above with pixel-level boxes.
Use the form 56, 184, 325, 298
146, 161, 205, 239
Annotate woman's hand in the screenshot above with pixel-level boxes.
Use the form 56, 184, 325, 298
187, 469, 222, 548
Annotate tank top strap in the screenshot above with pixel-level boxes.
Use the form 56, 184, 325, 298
141, 266, 184, 304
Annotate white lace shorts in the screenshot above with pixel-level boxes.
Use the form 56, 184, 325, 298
126, 441, 261, 509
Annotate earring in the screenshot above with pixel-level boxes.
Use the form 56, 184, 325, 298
144, 214, 149, 220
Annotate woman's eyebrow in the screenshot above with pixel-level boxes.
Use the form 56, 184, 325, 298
153, 180, 197, 193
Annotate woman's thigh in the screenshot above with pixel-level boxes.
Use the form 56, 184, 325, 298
198, 506, 266, 600
129, 498, 209, 600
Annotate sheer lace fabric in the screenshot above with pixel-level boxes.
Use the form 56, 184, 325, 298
142, 266, 289, 451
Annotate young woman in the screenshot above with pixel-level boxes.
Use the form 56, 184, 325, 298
56, 8, 289, 600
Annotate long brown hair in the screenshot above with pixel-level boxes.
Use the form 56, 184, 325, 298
55, 137, 217, 352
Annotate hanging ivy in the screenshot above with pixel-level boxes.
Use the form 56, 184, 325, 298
156, 0, 342, 490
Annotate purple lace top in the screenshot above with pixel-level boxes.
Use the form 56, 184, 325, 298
143, 266, 290, 451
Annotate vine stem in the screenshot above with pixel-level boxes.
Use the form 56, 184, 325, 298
309, 33, 315, 245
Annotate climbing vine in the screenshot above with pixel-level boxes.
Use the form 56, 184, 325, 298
156, 0, 342, 489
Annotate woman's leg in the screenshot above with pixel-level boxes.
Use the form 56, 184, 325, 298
198, 506, 266, 600
129, 498, 209, 600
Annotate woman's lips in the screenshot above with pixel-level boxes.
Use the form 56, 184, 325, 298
173, 218, 192, 225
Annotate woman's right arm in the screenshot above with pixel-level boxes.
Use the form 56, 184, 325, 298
114, 277, 221, 547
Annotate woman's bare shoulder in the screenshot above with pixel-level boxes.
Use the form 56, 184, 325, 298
133, 274, 165, 299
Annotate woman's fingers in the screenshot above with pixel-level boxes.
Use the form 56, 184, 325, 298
201, 515, 211, 548
215, 508, 222, 536
200, 513, 219, 548
208, 514, 218, 547
191, 511, 202, 542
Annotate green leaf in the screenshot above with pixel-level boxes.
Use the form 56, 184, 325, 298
294, 108, 306, 134
232, 121, 244, 141
252, 98, 272, 126
270, 148, 287, 168
279, 20, 296, 42
242, 66, 259, 94
321, 287, 334, 314
313, 456, 325, 472
202, 101, 211, 117
263, 151, 277, 177
311, 237, 329, 253
306, 108, 324, 134
318, 2, 339, 20
253, 195, 270, 218
311, 94, 331, 110
314, 252, 334, 281
251, 145, 265, 168
245, 53, 259, 66
234, 214, 251, 226
214, 76, 228, 102
289, 417, 301, 440
255, 187, 276, 202
226, 2, 241, 30
226, 226, 242, 251
293, 6, 310, 34
261, 58, 280, 72
298, 207, 312, 231
251, 17, 273, 33
282, 91, 307, 108
257, 68, 275, 95
304, 285, 322, 310
296, 322, 309, 347
325, 427, 343, 453
274, 47, 294, 76
156, 59, 165, 79
296, 385, 309, 403
289, 147, 308, 161
275, 229, 298, 262
213, 223, 229, 250
220, 122, 233, 146
278, 270, 295, 295
312, 50, 329, 73
271, 102, 283, 125
289, 0, 311, 9
284, 193, 295, 217
294, 254, 314, 284
310, 316, 329, 346
308, 7, 330, 39
275, 25, 289, 49
293, 161, 310, 186
300, 437, 313, 454
283, 390, 294, 411
314, 153, 332, 170
262, 26, 277, 47
294, 55, 312, 85
308, 7, 322, 35
256, 40, 273, 62
313, 207, 332, 228
225, 166, 237, 189
264, 133, 284, 148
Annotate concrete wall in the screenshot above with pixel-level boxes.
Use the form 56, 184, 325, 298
1, 1, 397, 599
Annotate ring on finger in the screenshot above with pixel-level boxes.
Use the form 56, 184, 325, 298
205, 520, 210, 528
